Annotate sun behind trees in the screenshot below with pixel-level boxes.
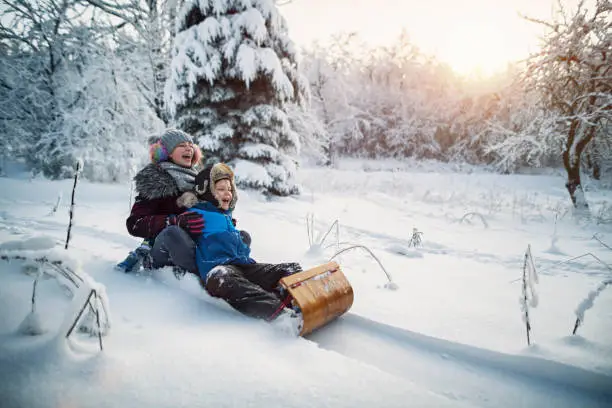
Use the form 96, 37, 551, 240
164, 0, 308, 196
0, 0, 610, 212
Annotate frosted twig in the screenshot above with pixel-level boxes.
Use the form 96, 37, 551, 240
129, 181, 134, 212
31, 269, 43, 313
520, 244, 538, 346
329, 244, 394, 284
305, 213, 315, 246
65, 289, 104, 351
592, 234, 612, 252
65, 160, 83, 250
509, 252, 612, 283
0, 255, 83, 288
572, 279, 612, 335
508, 252, 612, 283
537, 252, 612, 275
319, 219, 339, 250
459, 212, 489, 228
48, 192, 62, 216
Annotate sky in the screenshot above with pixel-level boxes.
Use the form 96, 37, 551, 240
280, 0, 583, 76
0, 158, 611, 407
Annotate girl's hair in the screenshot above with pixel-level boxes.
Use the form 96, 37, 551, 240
149, 139, 202, 166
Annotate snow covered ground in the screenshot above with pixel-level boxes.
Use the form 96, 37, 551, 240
1, 159, 611, 408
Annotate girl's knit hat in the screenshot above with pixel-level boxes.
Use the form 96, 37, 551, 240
149, 128, 202, 166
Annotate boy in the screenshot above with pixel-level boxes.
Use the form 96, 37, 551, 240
180, 163, 303, 335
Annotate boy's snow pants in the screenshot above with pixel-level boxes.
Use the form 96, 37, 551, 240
204, 262, 303, 320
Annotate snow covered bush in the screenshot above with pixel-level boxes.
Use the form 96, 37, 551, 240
0, 236, 111, 348
165, 0, 308, 195
408, 228, 423, 248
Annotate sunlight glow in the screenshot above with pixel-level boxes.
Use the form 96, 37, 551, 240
434, 20, 517, 76
281, 0, 581, 78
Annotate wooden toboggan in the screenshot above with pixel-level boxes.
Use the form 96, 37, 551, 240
279, 261, 353, 336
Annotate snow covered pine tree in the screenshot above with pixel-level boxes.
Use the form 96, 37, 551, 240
165, 0, 308, 196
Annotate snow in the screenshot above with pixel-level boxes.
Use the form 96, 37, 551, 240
1, 159, 611, 408
233, 158, 274, 187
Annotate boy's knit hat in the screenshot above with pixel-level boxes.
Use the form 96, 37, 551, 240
149, 128, 202, 165
194, 163, 238, 210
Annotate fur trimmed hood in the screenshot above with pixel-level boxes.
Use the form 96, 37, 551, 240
194, 163, 238, 210
134, 163, 183, 200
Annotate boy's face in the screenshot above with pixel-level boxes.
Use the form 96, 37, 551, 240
213, 179, 233, 210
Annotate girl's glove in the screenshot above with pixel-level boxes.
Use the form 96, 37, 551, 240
167, 212, 204, 236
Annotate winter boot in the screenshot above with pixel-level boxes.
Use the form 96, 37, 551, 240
116, 240, 152, 273
172, 265, 188, 280
271, 307, 303, 337
116, 250, 140, 272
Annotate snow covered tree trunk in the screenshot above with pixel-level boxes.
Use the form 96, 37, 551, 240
563, 121, 593, 213
146, 0, 169, 124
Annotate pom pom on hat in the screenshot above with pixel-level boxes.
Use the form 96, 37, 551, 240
149, 140, 169, 163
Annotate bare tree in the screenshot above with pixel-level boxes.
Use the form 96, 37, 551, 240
83, 0, 177, 123
524, 0, 612, 213
0, 0, 163, 179
300, 34, 369, 166
0, 0, 86, 167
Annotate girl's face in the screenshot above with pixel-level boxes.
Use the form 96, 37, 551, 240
213, 179, 233, 210
169, 142, 194, 167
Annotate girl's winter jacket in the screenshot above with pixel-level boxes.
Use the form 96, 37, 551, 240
189, 201, 254, 279
126, 163, 193, 239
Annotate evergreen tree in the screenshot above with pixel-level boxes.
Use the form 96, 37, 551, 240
165, 0, 307, 195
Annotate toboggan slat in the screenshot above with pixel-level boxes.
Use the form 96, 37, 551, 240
279, 261, 353, 336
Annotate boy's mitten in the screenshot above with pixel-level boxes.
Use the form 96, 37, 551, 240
239, 230, 251, 247
168, 212, 204, 236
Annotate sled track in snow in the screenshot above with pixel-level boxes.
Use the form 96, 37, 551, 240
127, 271, 612, 408
307, 313, 612, 408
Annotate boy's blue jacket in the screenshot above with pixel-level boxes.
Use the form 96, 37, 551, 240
190, 201, 254, 279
